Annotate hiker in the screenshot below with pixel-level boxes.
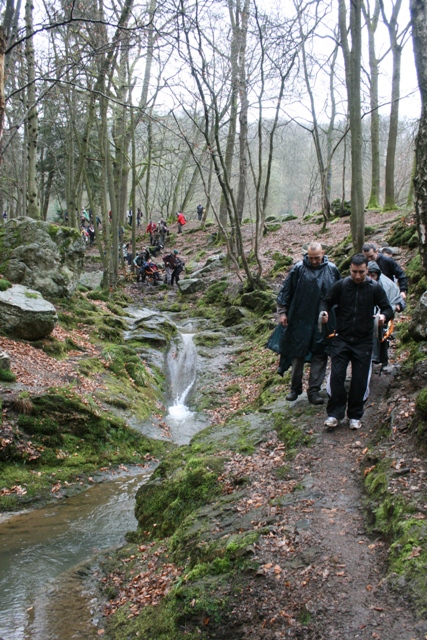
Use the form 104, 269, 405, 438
362, 242, 408, 300
158, 219, 169, 246
367, 261, 406, 312
171, 250, 185, 285
197, 203, 204, 221
123, 242, 133, 266
137, 208, 142, 227
367, 260, 403, 368
88, 224, 95, 247
176, 212, 186, 234
80, 226, 89, 245
163, 251, 175, 284
146, 220, 157, 245
133, 251, 147, 282
276, 242, 341, 405
148, 243, 162, 257
320, 253, 394, 430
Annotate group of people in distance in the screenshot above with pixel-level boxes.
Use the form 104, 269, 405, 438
275, 241, 407, 431
129, 206, 206, 285
130, 213, 187, 286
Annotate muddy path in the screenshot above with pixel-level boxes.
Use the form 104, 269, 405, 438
226, 370, 427, 639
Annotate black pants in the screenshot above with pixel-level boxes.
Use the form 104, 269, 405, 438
171, 265, 183, 285
290, 352, 327, 397
327, 336, 372, 420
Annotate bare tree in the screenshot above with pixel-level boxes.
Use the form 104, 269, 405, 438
339, 0, 364, 251
380, 0, 410, 211
363, 0, 381, 209
410, 0, 427, 271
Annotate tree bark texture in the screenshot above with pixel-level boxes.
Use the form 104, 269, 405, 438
25, 0, 40, 219
363, 0, 381, 209
410, 0, 427, 270
339, 0, 364, 251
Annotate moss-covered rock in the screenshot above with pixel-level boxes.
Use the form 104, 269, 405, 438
269, 253, 293, 277
386, 215, 418, 249
0, 217, 85, 298
202, 280, 229, 304
134, 455, 225, 539
239, 289, 275, 314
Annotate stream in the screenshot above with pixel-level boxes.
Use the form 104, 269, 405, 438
0, 317, 209, 640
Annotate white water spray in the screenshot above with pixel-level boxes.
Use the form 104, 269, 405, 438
165, 331, 207, 443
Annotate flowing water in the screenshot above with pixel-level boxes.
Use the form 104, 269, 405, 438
0, 318, 208, 640
164, 329, 209, 444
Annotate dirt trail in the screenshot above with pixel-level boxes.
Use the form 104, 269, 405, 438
229, 369, 427, 639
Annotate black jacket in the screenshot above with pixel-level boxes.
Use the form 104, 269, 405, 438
320, 276, 394, 343
275, 255, 341, 367
376, 254, 408, 293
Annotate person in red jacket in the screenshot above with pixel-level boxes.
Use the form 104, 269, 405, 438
146, 220, 157, 245
176, 212, 186, 234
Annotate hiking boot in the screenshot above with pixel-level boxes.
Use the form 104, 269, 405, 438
324, 416, 338, 429
308, 392, 324, 405
286, 390, 299, 402
349, 418, 362, 430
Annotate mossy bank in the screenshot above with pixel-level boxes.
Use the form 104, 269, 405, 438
0, 287, 174, 511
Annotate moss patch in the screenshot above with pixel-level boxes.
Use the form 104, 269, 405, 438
134, 455, 225, 540
269, 252, 293, 277
0, 278, 12, 291
363, 454, 427, 614
0, 368, 16, 382
0, 389, 170, 510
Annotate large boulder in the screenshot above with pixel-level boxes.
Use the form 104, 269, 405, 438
0, 284, 57, 340
0, 217, 85, 298
409, 291, 427, 341
178, 278, 205, 294
79, 270, 104, 290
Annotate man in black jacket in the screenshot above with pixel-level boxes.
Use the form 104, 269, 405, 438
362, 243, 407, 300
276, 242, 341, 404
320, 254, 394, 430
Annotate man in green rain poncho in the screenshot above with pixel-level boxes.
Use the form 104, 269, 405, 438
276, 242, 341, 405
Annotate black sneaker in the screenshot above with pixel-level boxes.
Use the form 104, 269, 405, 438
308, 393, 324, 405
286, 390, 299, 401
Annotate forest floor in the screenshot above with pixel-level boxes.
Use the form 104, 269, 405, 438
2, 211, 427, 638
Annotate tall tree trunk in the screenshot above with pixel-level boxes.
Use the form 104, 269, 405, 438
363, 0, 381, 209
410, 0, 427, 271
41, 170, 54, 221
217, 0, 241, 231
383, 44, 402, 210
25, 0, 39, 219
339, 0, 364, 251
236, 0, 250, 225
381, 0, 405, 211
0, 27, 6, 151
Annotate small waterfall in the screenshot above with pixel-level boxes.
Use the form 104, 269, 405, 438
165, 331, 208, 444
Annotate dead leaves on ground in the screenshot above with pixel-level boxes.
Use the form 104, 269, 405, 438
0, 333, 100, 393
103, 544, 182, 618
